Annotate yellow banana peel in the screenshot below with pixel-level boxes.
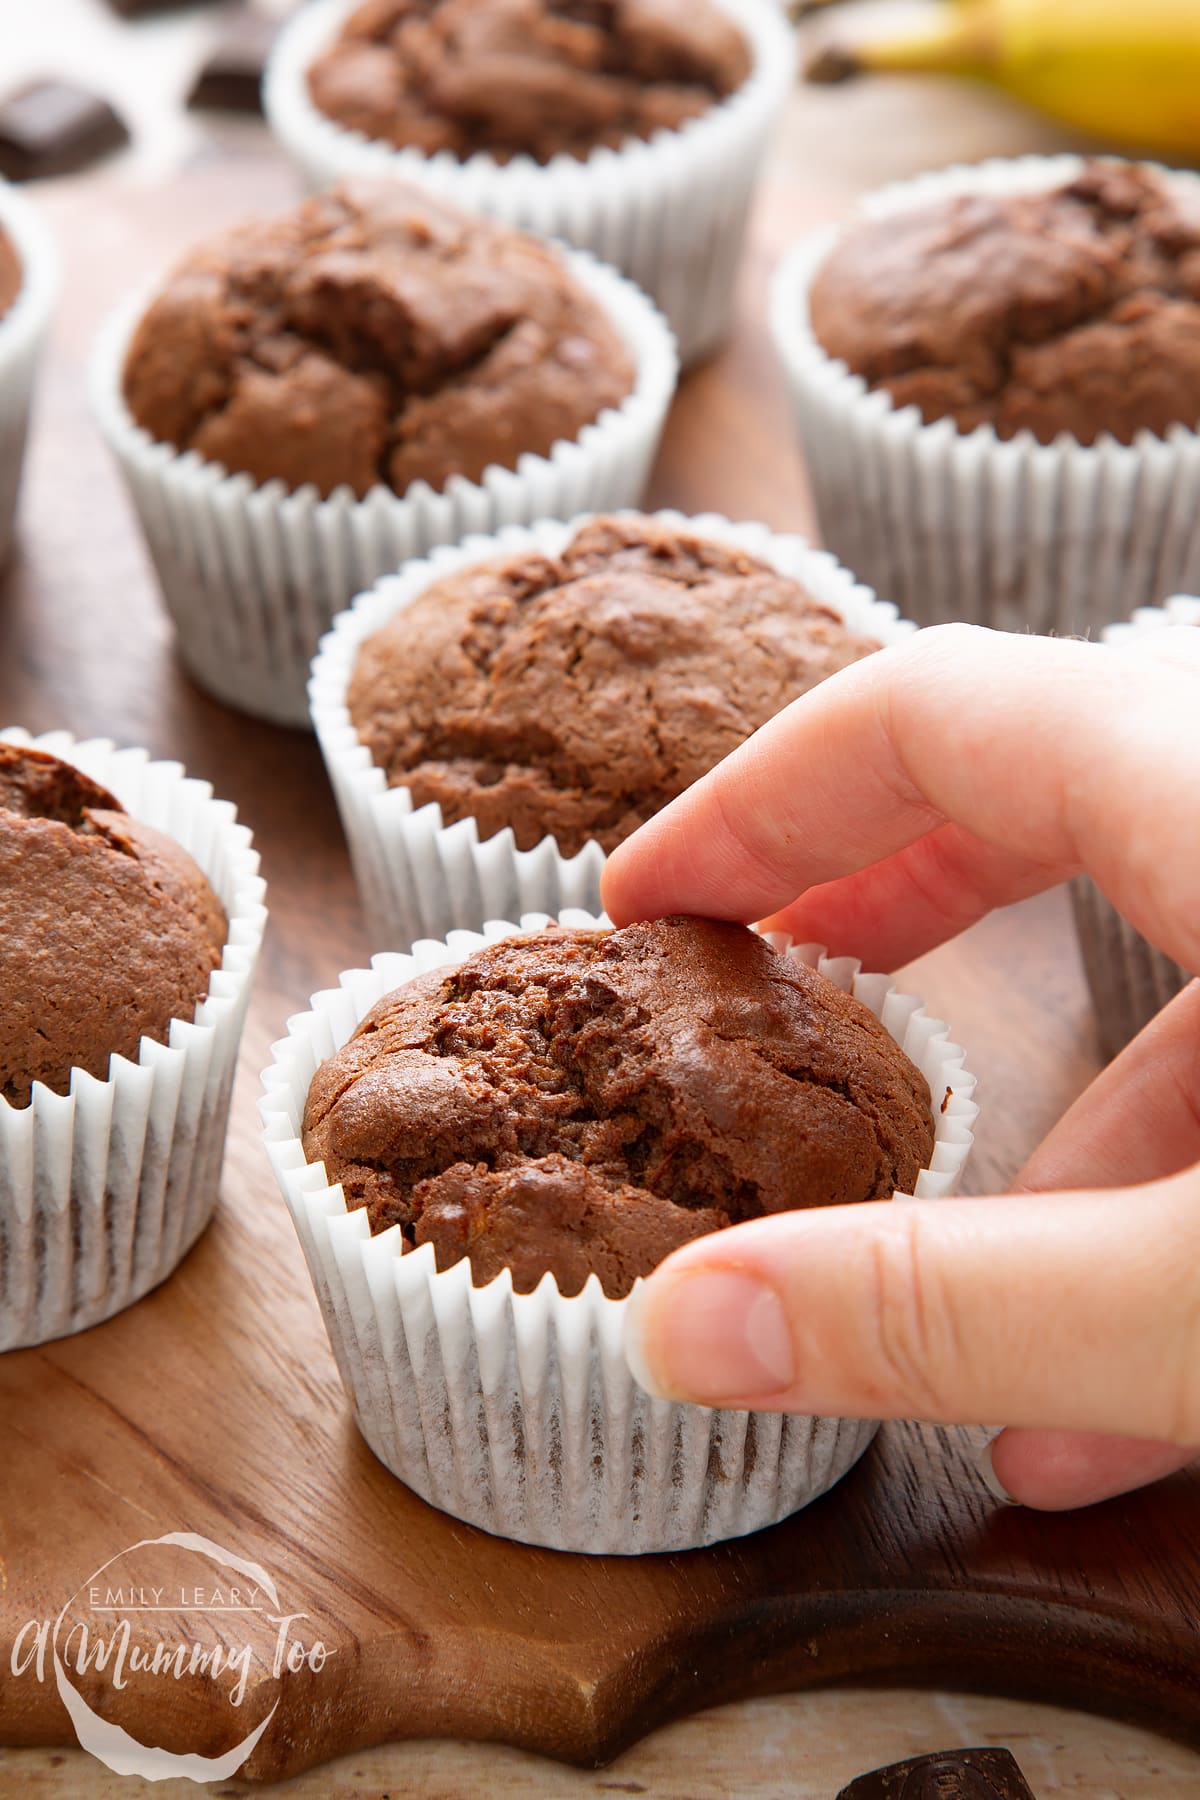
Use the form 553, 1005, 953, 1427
805, 0, 1200, 161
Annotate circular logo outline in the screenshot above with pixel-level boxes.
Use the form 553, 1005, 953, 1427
51, 1531, 281, 1782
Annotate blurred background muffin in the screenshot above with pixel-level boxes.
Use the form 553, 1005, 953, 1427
265, 0, 796, 364
122, 178, 634, 498
772, 155, 1200, 637
94, 178, 676, 727
306, 0, 752, 165
808, 161, 1200, 450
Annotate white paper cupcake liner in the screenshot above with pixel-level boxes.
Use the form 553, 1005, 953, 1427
0, 728, 267, 1351
90, 251, 677, 729
1070, 594, 1199, 1057
0, 182, 58, 568
261, 909, 978, 1553
770, 154, 1200, 637
310, 508, 916, 951
263, 0, 795, 367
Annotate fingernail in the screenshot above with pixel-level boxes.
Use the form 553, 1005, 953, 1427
624, 1270, 795, 1404
978, 1435, 1022, 1507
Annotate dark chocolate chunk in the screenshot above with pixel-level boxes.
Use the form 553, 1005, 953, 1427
837, 1748, 1038, 1800
188, 10, 279, 115
0, 81, 129, 181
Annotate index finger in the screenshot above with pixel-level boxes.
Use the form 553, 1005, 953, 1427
601, 623, 1200, 976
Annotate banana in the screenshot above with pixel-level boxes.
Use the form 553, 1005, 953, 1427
805, 0, 1200, 161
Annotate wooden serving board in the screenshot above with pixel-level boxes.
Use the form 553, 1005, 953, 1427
1, 82, 1197, 1787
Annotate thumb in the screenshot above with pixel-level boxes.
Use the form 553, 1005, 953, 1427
623, 1173, 1200, 1441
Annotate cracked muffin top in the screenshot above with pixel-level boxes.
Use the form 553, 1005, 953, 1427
348, 514, 882, 857
0, 226, 20, 320
0, 745, 227, 1107
121, 180, 634, 499
307, 0, 751, 166
302, 916, 936, 1298
808, 160, 1200, 446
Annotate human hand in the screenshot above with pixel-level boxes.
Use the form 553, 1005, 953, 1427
601, 623, 1200, 1508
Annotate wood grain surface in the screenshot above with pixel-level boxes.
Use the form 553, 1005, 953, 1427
2, 3, 1198, 1794
6, 1690, 1200, 1800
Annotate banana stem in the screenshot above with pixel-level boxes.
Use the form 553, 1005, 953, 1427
805, 43, 866, 82
804, 9, 996, 81
785, 0, 857, 20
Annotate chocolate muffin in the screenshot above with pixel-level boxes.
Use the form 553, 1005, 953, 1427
307, 0, 751, 166
121, 179, 634, 500
0, 745, 227, 1107
302, 916, 936, 1298
0, 225, 20, 320
809, 160, 1200, 447
348, 514, 882, 856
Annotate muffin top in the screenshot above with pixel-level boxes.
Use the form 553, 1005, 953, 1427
307, 0, 751, 166
809, 160, 1200, 447
348, 514, 881, 857
122, 180, 634, 500
0, 745, 228, 1108
302, 916, 936, 1298
0, 225, 20, 320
